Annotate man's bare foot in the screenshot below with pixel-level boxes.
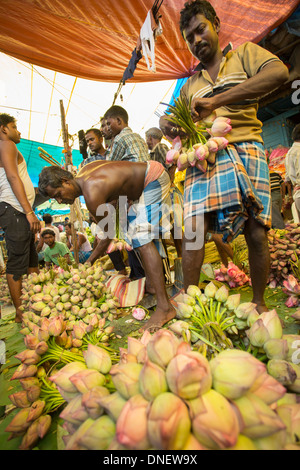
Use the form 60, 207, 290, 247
15, 316, 22, 323
139, 305, 176, 333
254, 303, 269, 314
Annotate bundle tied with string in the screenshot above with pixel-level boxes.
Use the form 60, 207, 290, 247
162, 95, 232, 172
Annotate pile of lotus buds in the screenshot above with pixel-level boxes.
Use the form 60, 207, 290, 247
0, 274, 13, 306
55, 330, 299, 450
173, 283, 256, 358
214, 261, 250, 288
268, 225, 300, 288
19, 264, 121, 323
244, 309, 300, 396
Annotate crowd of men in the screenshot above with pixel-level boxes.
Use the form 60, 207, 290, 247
0, 1, 293, 331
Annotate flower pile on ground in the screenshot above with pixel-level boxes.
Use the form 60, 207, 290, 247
268, 225, 300, 288
54, 330, 299, 450
214, 262, 250, 288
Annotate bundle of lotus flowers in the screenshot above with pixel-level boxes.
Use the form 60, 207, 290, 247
5, 318, 120, 449
214, 262, 250, 288
164, 95, 232, 172
53, 330, 299, 450
282, 274, 300, 308
106, 238, 132, 254
20, 264, 122, 323
268, 224, 300, 288
172, 283, 259, 359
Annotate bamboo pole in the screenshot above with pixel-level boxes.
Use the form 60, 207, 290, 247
59, 99, 79, 263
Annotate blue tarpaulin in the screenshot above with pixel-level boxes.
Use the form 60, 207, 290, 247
17, 138, 83, 188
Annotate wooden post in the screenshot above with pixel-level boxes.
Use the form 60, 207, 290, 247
59, 99, 79, 263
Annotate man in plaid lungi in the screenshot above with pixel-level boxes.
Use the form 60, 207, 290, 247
159, 0, 289, 312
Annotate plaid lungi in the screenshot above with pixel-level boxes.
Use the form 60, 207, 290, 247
126, 166, 172, 256
183, 141, 271, 242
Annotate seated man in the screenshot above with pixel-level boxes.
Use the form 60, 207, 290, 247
38, 160, 176, 331
64, 222, 93, 263
42, 229, 74, 268
36, 213, 60, 262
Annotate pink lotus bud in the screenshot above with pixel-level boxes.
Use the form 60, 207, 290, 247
215, 285, 229, 303
146, 329, 180, 369
147, 392, 191, 450
177, 154, 189, 171
110, 362, 143, 399
10, 364, 38, 380
98, 391, 127, 422
250, 373, 286, 405
235, 302, 257, 320
190, 389, 240, 449
285, 295, 299, 308
206, 138, 219, 153
176, 302, 193, 319
19, 377, 40, 391
181, 433, 208, 450
231, 393, 286, 439
27, 400, 45, 422
206, 152, 216, 165
247, 310, 260, 327
210, 117, 232, 137
9, 390, 31, 408
24, 334, 40, 350
15, 349, 41, 365
139, 359, 168, 401
204, 281, 218, 299
194, 144, 209, 161
127, 337, 146, 362
48, 317, 64, 337
225, 293, 241, 311
83, 344, 112, 374
263, 338, 289, 361
36, 414, 51, 439
166, 148, 180, 164
5, 407, 32, 436
166, 351, 212, 400
132, 307, 146, 320
116, 394, 151, 450
69, 369, 106, 394
210, 349, 267, 400
26, 384, 41, 402
276, 403, 300, 446
186, 285, 201, 298
211, 136, 229, 150
66, 416, 116, 450
72, 323, 86, 340
195, 159, 207, 172
59, 394, 90, 427
81, 386, 110, 419
35, 341, 48, 356
267, 359, 297, 388
49, 361, 87, 394
37, 328, 50, 343
19, 419, 40, 450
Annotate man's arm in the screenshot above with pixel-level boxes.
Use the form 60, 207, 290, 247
191, 61, 289, 121
1, 141, 40, 233
86, 236, 111, 265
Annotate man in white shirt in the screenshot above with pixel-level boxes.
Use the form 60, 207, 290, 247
0, 113, 41, 322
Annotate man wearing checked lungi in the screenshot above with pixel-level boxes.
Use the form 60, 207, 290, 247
159, 0, 289, 313
38, 160, 176, 331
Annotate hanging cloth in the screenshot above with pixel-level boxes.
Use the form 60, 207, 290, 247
138, 9, 162, 72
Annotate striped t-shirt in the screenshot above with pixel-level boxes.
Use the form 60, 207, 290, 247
269, 171, 283, 192
180, 42, 281, 144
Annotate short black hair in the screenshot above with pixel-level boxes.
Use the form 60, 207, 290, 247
41, 229, 56, 238
65, 222, 76, 230
42, 213, 53, 224
0, 113, 16, 127
179, 0, 217, 36
38, 166, 74, 197
85, 128, 102, 139
292, 123, 300, 142
104, 106, 128, 125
